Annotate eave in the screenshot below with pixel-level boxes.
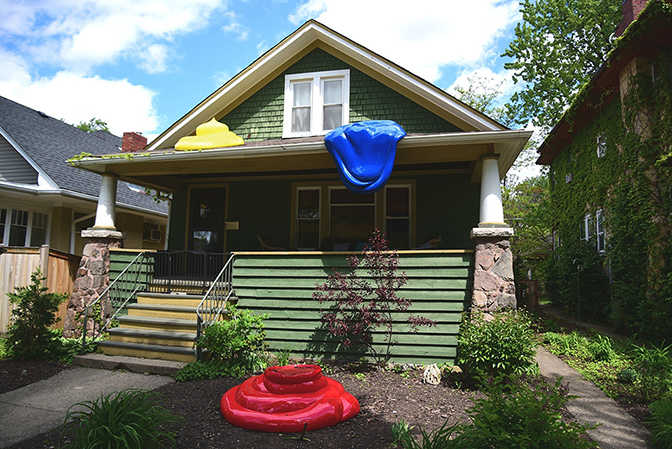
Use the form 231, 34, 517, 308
69, 130, 532, 192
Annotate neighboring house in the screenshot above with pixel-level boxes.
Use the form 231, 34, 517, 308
0, 95, 169, 255
536, 0, 672, 340
69, 20, 531, 363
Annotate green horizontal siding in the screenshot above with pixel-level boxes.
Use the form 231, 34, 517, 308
109, 250, 154, 306
234, 252, 472, 365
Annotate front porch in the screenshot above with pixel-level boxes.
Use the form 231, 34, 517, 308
94, 248, 473, 364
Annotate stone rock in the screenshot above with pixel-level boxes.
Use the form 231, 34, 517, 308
492, 250, 514, 280
423, 364, 441, 385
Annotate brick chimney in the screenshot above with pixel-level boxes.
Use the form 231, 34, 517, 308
121, 132, 147, 153
615, 0, 648, 37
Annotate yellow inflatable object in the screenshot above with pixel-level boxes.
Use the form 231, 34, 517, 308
175, 119, 244, 151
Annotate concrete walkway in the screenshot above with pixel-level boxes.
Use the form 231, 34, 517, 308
536, 346, 650, 448
0, 367, 173, 448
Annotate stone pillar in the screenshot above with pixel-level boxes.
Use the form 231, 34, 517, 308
94, 174, 118, 229
471, 155, 515, 315
471, 228, 516, 315
63, 229, 124, 337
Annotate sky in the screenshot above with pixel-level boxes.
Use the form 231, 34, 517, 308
0, 0, 540, 177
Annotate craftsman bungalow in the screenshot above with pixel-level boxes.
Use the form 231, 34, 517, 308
69, 20, 531, 363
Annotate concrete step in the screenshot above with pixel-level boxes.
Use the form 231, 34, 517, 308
73, 353, 186, 375
136, 292, 204, 307
117, 315, 198, 333
97, 340, 197, 363
107, 327, 197, 348
127, 303, 199, 320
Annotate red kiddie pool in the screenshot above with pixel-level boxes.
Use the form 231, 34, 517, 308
220, 364, 360, 432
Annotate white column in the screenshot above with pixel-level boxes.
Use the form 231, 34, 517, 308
479, 155, 505, 226
94, 174, 118, 229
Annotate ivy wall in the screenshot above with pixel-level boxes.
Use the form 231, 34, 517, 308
547, 55, 672, 342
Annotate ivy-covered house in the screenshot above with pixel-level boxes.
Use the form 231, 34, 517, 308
537, 0, 672, 341
69, 20, 531, 363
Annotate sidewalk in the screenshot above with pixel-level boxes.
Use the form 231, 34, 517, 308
0, 367, 174, 448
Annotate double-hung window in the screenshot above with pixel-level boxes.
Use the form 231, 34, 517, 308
596, 209, 605, 252
582, 214, 594, 241
283, 69, 350, 137
597, 134, 607, 158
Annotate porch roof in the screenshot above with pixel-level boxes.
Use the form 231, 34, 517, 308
69, 129, 532, 192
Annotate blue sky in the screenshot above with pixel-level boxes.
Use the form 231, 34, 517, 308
0, 0, 525, 142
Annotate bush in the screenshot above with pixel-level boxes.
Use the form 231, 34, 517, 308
61, 389, 184, 448
648, 399, 672, 449
632, 342, 672, 401
5, 270, 67, 360
313, 229, 435, 366
400, 376, 597, 449
588, 334, 615, 362
457, 309, 538, 380
544, 331, 591, 359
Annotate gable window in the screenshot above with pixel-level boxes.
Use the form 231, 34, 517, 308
597, 134, 606, 158
596, 209, 605, 252
283, 69, 350, 137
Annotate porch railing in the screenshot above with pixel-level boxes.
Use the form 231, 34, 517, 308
146, 251, 230, 295
80, 252, 152, 352
196, 254, 236, 360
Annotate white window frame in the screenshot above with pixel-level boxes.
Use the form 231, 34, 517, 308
384, 185, 412, 249
283, 69, 350, 138
295, 187, 322, 250
582, 214, 594, 241
596, 209, 606, 252
0, 207, 50, 247
597, 134, 607, 158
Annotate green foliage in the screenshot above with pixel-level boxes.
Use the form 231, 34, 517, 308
400, 376, 596, 448
588, 334, 615, 363
502, 175, 553, 281
198, 304, 268, 363
648, 399, 672, 449
0, 337, 8, 359
275, 347, 292, 366
616, 368, 640, 384
631, 342, 672, 401
74, 117, 109, 133
502, 0, 621, 130
61, 389, 184, 449
457, 310, 538, 380
391, 419, 413, 446
54, 335, 97, 364
5, 270, 67, 360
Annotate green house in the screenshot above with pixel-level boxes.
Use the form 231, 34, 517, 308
70, 20, 531, 364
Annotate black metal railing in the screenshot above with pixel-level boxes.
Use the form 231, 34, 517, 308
196, 254, 236, 361
80, 252, 152, 352
147, 251, 231, 295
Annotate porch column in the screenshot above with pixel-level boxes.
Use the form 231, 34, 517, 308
94, 174, 118, 229
479, 155, 505, 227
470, 154, 515, 316
64, 173, 126, 337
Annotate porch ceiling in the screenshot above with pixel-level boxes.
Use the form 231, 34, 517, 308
70, 130, 531, 192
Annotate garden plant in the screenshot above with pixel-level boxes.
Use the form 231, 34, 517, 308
313, 229, 436, 366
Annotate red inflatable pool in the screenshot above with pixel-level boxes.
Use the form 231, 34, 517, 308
220, 364, 360, 432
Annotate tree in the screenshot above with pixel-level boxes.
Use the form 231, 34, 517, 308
502, 0, 622, 130
502, 175, 553, 281
75, 117, 110, 133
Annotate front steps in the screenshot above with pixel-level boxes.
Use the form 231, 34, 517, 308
96, 292, 224, 363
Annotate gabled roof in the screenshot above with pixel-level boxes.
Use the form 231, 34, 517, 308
537, 0, 672, 165
0, 95, 167, 215
149, 19, 507, 152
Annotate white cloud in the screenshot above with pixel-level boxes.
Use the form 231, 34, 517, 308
447, 67, 518, 101
0, 60, 160, 135
290, 0, 520, 83
139, 44, 171, 74
1, 0, 227, 74
222, 11, 250, 41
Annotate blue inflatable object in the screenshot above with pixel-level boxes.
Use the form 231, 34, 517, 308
324, 120, 406, 193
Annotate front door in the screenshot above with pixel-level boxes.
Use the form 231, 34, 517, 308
188, 187, 227, 253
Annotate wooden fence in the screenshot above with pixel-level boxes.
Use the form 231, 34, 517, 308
234, 250, 473, 365
0, 246, 81, 333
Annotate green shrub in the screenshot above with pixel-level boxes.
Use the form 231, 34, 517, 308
648, 399, 672, 449
588, 334, 615, 362
544, 331, 591, 359
61, 389, 184, 448
400, 376, 597, 449
457, 309, 538, 380
632, 342, 672, 401
198, 304, 268, 362
5, 270, 67, 360
616, 368, 640, 384
391, 420, 414, 446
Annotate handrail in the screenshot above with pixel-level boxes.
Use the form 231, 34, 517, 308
196, 254, 236, 360
80, 252, 151, 353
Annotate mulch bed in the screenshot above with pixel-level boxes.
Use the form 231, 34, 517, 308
4, 365, 481, 449
0, 359, 70, 395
